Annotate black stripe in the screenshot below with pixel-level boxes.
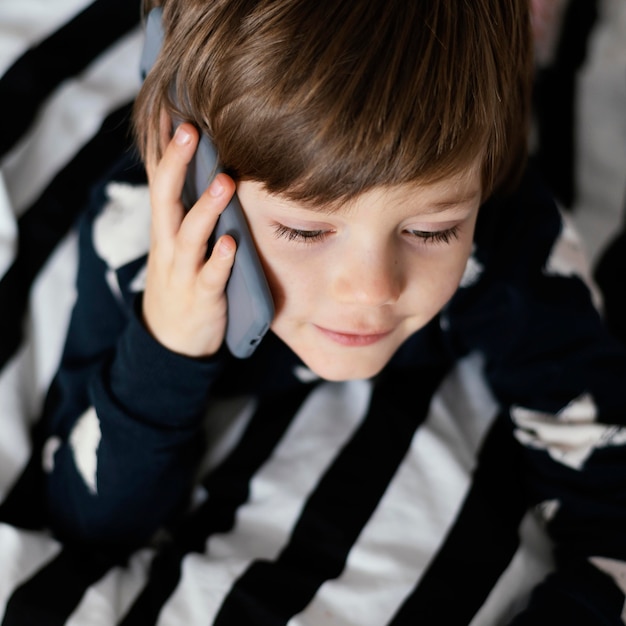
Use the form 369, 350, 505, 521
0, 100, 137, 373
213, 363, 450, 625
389, 411, 528, 625
0, 0, 141, 159
1, 547, 121, 626
118, 384, 315, 626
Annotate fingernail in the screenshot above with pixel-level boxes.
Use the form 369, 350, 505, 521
209, 176, 224, 197
217, 237, 234, 258
174, 126, 192, 145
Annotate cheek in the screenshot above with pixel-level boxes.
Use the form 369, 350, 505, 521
243, 225, 289, 313
258, 256, 286, 312
253, 243, 315, 316
409, 242, 474, 309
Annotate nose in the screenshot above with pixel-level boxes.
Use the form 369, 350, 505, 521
330, 243, 403, 307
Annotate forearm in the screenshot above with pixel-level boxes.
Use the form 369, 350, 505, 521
44, 304, 222, 548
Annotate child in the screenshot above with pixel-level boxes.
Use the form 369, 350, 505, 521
41, 0, 626, 623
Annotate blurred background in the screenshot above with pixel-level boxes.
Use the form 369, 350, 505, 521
531, 0, 626, 342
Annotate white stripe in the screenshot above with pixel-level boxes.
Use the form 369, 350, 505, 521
68, 407, 101, 495
589, 557, 626, 622
291, 354, 499, 625
157, 380, 373, 626
66, 549, 156, 626
0, 171, 17, 279
0, 0, 92, 76
0, 231, 77, 496
469, 512, 554, 625
92, 182, 152, 270
544, 211, 602, 309
0, 27, 142, 216
199, 396, 258, 475
28, 230, 78, 395
0, 524, 62, 622
0, 346, 37, 500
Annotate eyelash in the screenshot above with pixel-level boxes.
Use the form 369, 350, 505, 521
408, 226, 460, 245
273, 224, 328, 243
272, 224, 460, 245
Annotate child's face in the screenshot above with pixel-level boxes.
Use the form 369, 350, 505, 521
237, 165, 482, 381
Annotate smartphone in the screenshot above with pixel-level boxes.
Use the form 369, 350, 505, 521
140, 7, 274, 358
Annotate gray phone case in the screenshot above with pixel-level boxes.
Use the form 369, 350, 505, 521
141, 8, 274, 358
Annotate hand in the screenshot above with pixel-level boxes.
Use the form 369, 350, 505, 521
142, 119, 237, 357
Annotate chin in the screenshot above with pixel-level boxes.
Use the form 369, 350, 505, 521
298, 351, 392, 382
272, 323, 405, 382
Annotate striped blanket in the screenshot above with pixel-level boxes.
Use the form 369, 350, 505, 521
0, 2, 600, 624
0, 1, 144, 622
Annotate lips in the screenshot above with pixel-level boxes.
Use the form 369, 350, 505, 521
314, 325, 393, 347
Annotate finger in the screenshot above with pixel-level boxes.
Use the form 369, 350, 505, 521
172, 173, 236, 276
197, 233, 237, 294
145, 110, 173, 183
149, 122, 199, 241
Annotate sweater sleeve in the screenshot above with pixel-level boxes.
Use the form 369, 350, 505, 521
445, 170, 626, 624
42, 163, 222, 549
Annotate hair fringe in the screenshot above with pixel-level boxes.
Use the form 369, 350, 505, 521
134, 0, 533, 204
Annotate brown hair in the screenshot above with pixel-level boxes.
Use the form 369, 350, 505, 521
134, 0, 533, 204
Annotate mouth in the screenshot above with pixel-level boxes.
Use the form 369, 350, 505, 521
314, 325, 393, 347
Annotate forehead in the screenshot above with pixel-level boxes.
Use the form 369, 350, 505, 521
352, 167, 483, 215
246, 161, 484, 216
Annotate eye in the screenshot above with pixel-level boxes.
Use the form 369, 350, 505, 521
273, 223, 329, 243
407, 226, 460, 245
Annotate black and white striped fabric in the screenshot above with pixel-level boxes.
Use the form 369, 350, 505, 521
1, 3, 625, 625
0, 0, 142, 621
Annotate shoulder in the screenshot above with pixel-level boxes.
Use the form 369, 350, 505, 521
443, 165, 606, 359
464, 165, 597, 297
